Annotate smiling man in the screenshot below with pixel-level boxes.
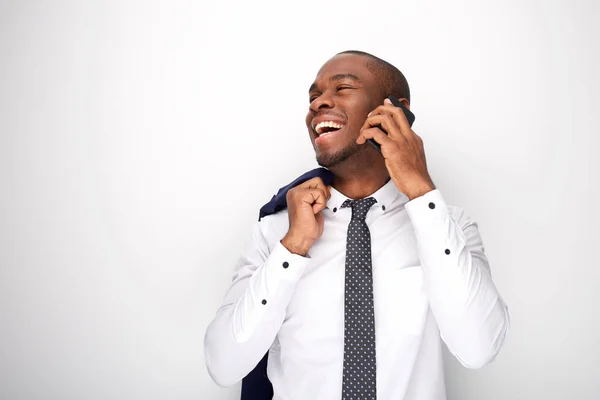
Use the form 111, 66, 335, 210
204, 51, 510, 400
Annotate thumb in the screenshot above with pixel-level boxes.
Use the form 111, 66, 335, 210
313, 202, 326, 214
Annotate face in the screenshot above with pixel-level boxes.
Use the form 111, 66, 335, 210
306, 54, 382, 168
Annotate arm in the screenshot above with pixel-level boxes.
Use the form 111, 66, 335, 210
204, 220, 310, 386
405, 189, 510, 369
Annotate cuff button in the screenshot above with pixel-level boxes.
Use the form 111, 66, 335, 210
445, 249, 451, 255
429, 202, 436, 209
283, 261, 289, 269
261, 299, 267, 305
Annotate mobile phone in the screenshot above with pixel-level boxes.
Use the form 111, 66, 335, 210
367, 95, 416, 153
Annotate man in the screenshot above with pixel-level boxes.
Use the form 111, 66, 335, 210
204, 50, 510, 399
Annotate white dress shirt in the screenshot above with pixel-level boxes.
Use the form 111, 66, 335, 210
204, 178, 510, 399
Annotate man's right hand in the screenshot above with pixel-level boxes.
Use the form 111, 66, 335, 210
280, 177, 332, 256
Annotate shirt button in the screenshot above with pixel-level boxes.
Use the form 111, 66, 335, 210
333, 207, 337, 212
283, 261, 289, 269
445, 249, 451, 255
382, 205, 386, 211
429, 202, 436, 209
261, 299, 267, 305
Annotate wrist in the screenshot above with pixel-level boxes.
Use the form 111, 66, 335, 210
406, 184, 435, 201
403, 176, 436, 200
281, 234, 312, 256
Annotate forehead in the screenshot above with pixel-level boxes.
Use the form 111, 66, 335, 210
313, 54, 374, 83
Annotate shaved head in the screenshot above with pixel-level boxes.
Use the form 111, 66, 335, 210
336, 50, 410, 103
306, 52, 411, 169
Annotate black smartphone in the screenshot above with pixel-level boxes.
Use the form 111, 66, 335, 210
367, 95, 416, 153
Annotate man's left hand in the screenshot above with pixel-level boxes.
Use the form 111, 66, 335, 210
356, 98, 436, 200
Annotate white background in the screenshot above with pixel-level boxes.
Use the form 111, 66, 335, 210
1, 0, 599, 399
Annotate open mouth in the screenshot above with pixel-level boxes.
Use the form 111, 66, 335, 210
315, 121, 344, 138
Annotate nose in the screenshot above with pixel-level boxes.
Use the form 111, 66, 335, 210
310, 92, 334, 112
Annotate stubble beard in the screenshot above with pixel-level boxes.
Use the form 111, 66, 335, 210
315, 139, 364, 169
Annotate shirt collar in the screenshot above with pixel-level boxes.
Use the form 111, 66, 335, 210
326, 178, 408, 216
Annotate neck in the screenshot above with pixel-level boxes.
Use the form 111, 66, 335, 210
328, 149, 390, 199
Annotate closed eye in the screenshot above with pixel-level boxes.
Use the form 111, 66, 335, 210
309, 87, 354, 103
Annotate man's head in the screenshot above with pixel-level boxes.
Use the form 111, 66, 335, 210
306, 51, 410, 169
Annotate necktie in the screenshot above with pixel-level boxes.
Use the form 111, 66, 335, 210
340, 197, 378, 400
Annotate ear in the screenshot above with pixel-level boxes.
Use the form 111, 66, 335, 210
385, 94, 410, 110
398, 98, 410, 109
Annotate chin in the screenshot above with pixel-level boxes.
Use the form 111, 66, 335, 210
315, 143, 362, 168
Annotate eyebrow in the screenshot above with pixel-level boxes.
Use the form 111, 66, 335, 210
309, 74, 361, 93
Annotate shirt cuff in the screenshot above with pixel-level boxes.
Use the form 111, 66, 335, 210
232, 241, 310, 343
263, 240, 311, 291
404, 189, 449, 240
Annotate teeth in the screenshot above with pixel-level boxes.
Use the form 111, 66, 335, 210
315, 121, 344, 135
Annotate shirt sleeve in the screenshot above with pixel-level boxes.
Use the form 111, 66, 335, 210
404, 189, 510, 369
204, 218, 311, 387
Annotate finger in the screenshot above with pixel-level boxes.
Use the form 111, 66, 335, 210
370, 103, 410, 127
367, 98, 395, 117
360, 113, 405, 141
369, 103, 416, 147
388, 105, 414, 144
387, 100, 412, 134
367, 99, 390, 117
356, 127, 394, 148
383, 102, 414, 141
300, 177, 331, 200
302, 188, 328, 213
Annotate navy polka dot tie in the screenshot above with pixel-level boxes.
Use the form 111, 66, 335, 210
340, 197, 378, 400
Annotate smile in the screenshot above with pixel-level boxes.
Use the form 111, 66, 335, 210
315, 121, 345, 135
315, 123, 345, 144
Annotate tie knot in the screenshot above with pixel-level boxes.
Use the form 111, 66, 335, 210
341, 197, 377, 221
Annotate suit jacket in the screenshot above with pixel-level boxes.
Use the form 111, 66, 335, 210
242, 167, 335, 400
